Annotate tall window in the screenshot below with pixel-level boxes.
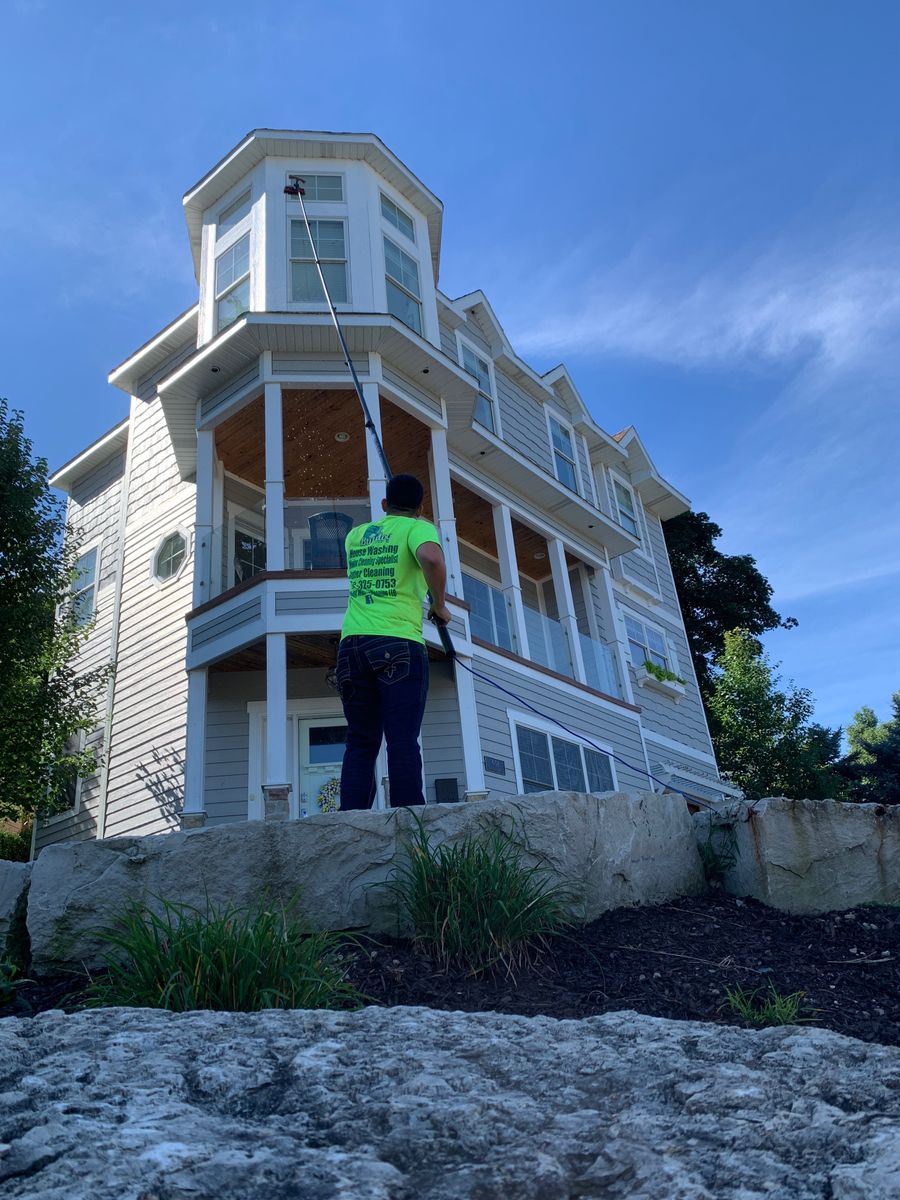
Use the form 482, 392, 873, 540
624, 613, 670, 672
215, 233, 250, 331
217, 189, 251, 235
290, 220, 348, 303
548, 415, 578, 493
461, 344, 496, 432
462, 572, 511, 650
381, 193, 415, 241
515, 724, 614, 794
72, 546, 99, 627
384, 236, 422, 334
612, 476, 640, 538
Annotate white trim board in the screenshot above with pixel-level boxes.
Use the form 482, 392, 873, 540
506, 708, 619, 795
641, 729, 718, 767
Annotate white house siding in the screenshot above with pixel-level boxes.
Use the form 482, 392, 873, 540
496, 371, 554, 475
459, 312, 492, 357
35, 451, 126, 852
439, 320, 458, 362
618, 548, 660, 597
470, 652, 649, 798
644, 510, 685, 615
103, 398, 195, 837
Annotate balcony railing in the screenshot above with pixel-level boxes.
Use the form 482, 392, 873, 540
523, 605, 571, 677
578, 631, 622, 698
461, 572, 513, 652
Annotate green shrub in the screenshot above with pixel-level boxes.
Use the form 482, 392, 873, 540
87, 896, 362, 1012
0, 959, 20, 1005
387, 818, 572, 975
721, 981, 811, 1027
0, 824, 32, 862
698, 822, 739, 881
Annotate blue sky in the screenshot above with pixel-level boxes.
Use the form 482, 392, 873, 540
2, 0, 898, 734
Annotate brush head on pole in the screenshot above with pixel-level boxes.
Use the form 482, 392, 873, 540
284, 175, 306, 197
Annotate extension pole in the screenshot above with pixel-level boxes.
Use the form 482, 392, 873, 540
284, 176, 455, 658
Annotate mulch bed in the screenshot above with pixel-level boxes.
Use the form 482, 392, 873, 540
3, 893, 899, 1046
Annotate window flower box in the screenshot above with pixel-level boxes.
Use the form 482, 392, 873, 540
634, 664, 686, 703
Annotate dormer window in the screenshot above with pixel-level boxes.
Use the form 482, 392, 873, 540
460, 342, 496, 433
548, 414, 578, 493
381, 193, 415, 241
290, 220, 348, 303
289, 173, 343, 201
611, 474, 640, 538
215, 233, 250, 331
384, 236, 422, 335
217, 189, 251, 235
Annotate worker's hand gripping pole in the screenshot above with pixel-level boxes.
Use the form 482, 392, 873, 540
284, 175, 456, 661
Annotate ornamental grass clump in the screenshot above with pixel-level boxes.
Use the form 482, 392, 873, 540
721, 981, 812, 1027
387, 818, 572, 975
87, 895, 362, 1012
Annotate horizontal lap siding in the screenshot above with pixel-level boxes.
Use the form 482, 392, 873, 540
381, 365, 442, 416
421, 662, 465, 802
496, 371, 553, 474
459, 542, 502, 586
645, 512, 684, 617
439, 321, 458, 362
104, 398, 195, 838
620, 551, 659, 595
471, 654, 648, 798
459, 314, 491, 356
576, 438, 593, 499
274, 591, 346, 616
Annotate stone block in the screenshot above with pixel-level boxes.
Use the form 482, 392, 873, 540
0, 860, 31, 968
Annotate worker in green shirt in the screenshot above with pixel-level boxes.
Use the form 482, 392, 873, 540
336, 474, 450, 808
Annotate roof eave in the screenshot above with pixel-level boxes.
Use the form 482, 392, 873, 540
49, 419, 130, 493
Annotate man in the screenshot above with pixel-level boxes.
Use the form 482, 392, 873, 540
336, 473, 450, 809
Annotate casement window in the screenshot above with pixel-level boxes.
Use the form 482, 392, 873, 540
624, 612, 671, 672
611, 474, 641, 539
548, 414, 579, 493
290, 219, 348, 303
514, 724, 615, 795
461, 571, 512, 651
217, 189, 251, 235
380, 193, 415, 241
460, 342, 497, 432
154, 532, 188, 583
71, 544, 100, 628
288, 173, 344, 202
384, 236, 422, 334
215, 233, 250, 331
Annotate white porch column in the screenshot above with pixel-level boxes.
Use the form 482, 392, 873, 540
264, 382, 285, 571
193, 430, 216, 606
454, 656, 487, 800
182, 668, 208, 828
262, 632, 291, 819
595, 563, 636, 705
548, 537, 586, 683
363, 382, 388, 520
428, 428, 462, 597
492, 503, 529, 659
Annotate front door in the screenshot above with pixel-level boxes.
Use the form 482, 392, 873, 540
298, 719, 348, 817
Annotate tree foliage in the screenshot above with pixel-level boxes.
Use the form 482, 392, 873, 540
839, 695, 900, 803
707, 629, 848, 801
0, 400, 110, 824
662, 510, 796, 703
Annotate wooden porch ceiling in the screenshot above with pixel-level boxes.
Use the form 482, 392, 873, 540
209, 634, 445, 672
451, 479, 555, 581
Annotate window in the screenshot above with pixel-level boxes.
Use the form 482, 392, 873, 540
71, 545, 99, 627
515, 724, 615, 794
288, 173, 343, 201
384, 236, 422, 334
234, 526, 266, 585
217, 189, 251, 235
612, 475, 640, 538
624, 613, 670, 671
460, 343, 496, 432
462, 572, 511, 651
215, 233, 250, 330
548, 415, 578, 493
381, 193, 415, 241
290, 219, 348, 303
155, 532, 187, 582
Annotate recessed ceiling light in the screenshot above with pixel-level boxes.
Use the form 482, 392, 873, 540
210, 366, 221, 373
533, 551, 546, 560
422, 367, 430, 374
334, 432, 350, 443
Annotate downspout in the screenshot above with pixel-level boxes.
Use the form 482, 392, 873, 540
96, 396, 137, 840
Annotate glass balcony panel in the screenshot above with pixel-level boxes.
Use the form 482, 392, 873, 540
462, 571, 512, 651
523, 605, 572, 677
578, 631, 622, 698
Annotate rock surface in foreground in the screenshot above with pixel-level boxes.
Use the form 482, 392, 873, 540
2, 1007, 900, 1199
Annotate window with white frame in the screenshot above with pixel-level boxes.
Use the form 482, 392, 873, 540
215, 233, 250, 331
612, 474, 641, 539
624, 612, 671, 672
290, 219, 348, 303
154, 532, 187, 583
380, 193, 415, 241
71, 544, 100, 628
548, 414, 579, 493
460, 343, 496, 432
384, 236, 422, 334
515, 724, 615, 794
461, 571, 512, 651
217, 189, 251, 236
288, 173, 343, 202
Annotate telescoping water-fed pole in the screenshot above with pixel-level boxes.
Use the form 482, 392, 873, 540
283, 174, 455, 659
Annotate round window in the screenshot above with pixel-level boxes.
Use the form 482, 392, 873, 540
155, 532, 187, 581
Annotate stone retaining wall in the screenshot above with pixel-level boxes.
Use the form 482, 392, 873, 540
26, 791, 704, 973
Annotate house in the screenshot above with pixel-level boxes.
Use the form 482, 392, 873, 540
38, 129, 734, 852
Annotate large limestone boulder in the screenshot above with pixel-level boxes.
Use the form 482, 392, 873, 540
0, 861, 30, 967
27, 791, 704, 973
1, 1006, 899, 1198
696, 797, 900, 913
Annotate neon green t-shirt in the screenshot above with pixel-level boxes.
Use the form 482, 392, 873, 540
341, 515, 441, 644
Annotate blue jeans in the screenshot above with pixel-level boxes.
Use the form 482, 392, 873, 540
336, 635, 429, 809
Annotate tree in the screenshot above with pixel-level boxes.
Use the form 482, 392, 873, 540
662, 510, 797, 704
0, 400, 110, 824
707, 629, 847, 801
840, 695, 900, 803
